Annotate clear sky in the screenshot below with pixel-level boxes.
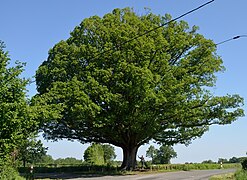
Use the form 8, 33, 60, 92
1, 0, 247, 163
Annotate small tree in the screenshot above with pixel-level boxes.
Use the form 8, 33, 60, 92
229, 157, 240, 163
38, 154, 54, 165
146, 145, 157, 164
241, 158, 247, 170
83, 143, 105, 165
218, 158, 228, 164
202, 160, 215, 164
155, 145, 177, 164
102, 144, 116, 164
0, 41, 38, 165
0, 40, 39, 179
146, 144, 177, 164
18, 134, 47, 167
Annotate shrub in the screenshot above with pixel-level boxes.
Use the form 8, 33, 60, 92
0, 165, 25, 180
241, 158, 247, 170
235, 169, 247, 179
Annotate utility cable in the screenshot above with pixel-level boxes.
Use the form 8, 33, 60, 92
216, 35, 247, 45
94, 0, 215, 59
124, 0, 215, 45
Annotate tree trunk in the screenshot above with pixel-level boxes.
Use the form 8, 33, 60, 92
120, 145, 139, 170
23, 159, 26, 168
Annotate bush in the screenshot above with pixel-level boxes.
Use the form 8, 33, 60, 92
0, 165, 25, 180
241, 158, 247, 170
235, 169, 247, 179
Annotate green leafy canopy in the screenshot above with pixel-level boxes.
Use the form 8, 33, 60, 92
0, 40, 46, 180
0, 41, 38, 160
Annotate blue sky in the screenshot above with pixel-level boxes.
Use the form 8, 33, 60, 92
1, 0, 247, 163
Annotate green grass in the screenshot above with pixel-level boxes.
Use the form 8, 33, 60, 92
150, 163, 241, 172
234, 170, 247, 180
210, 173, 234, 180
210, 170, 247, 180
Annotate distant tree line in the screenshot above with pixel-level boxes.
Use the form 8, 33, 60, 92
37, 155, 82, 165
26, 143, 117, 167
202, 157, 246, 164
23, 143, 179, 168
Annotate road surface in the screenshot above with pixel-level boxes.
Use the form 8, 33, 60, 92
68, 169, 236, 180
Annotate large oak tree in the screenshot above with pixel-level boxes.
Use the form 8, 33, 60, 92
34, 8, 244, 169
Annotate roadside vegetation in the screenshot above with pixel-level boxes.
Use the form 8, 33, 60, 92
210, 158, 247, 179
17, 153, 242, 179
0, 41, 39, 179
210, 170, 247, 180
15, 140, 247, 179
210, 173, 235, 180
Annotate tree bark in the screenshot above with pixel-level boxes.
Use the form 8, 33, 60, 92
23, 159, 26, 167
120, 145, 139, 170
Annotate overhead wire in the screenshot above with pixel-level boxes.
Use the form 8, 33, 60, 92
123, 0, 215, 45
216, 35, 247, 46
93, 0, 215, 59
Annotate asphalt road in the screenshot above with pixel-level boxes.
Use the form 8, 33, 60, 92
69, 169, 236, 180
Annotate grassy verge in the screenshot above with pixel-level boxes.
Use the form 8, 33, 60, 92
210, 170, 247, 180
150, 163, 241, 172
234, 170, 247, 180
210, 173, 234, 180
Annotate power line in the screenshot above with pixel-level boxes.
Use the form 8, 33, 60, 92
94, 0, 215, 59
124, 0, 215, 45
216, 35, 247, 45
